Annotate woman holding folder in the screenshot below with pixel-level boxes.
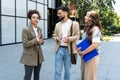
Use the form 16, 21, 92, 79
77, 10, 102, 80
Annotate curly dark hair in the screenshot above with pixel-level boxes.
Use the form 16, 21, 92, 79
27, 10, 41, 20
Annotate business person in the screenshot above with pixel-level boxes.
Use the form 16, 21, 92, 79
53, 6, 80, 80
20, 10, 44, 80
77, 10, 102, 80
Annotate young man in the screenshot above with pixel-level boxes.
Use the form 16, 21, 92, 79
53, 6, 80, 80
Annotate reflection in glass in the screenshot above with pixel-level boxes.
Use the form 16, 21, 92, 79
45, 21, 48, 38
30, 0, 36, 1
45, 6, 48, 20
37, 4, 44, 19
16, 0, 26, 17
48, 0, 52, 8
28, 1, 36, 10
45, 0, 47, 4
48, 0, 55, 9
16, 18, 27, 42
1, 16, 15, 44
38, 20, 44, 38
37, 0, 44, 3
1, 0, 15, 15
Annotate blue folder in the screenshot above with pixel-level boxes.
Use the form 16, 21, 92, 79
76, 38, 98, 62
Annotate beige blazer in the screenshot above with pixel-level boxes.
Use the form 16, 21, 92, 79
20, 24, 44, 66
53, 21, 80, 54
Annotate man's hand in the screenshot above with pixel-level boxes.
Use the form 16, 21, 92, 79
56, 36, 61, 42
63, 37, 70, 43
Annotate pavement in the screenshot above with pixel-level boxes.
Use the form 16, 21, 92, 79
0, 36, 120, 80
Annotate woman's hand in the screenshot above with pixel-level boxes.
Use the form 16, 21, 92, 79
76, 47, 84, 57
38, 31, 42, 39
76, 47, 81, 53
79, 52, 84, 57
38, 39, 44, 45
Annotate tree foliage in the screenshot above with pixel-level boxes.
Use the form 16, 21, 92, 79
62, 0, 120, 35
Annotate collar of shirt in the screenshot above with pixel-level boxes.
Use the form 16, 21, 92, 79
60, 19, 72, 46
61, 19, 72, 24
61, 19, 72, 35
33, 26, 37, 31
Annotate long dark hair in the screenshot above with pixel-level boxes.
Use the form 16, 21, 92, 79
84, 11, 102, 43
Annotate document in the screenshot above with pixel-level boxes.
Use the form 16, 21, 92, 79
76, 38, 98, 62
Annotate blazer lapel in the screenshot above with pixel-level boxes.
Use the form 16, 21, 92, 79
67, 22, 73, 37
29, 25, 36, 38
37, 27, 42, 38
58, 22, 62, 36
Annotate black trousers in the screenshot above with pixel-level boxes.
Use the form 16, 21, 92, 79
24, 64, 42, 80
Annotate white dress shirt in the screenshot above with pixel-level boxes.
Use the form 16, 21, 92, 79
33, 26, 39, 41
60, 19, 72, 46
82, 26, 102, 50
82, 26, 102, 43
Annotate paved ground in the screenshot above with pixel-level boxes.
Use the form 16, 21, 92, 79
0, 37, 120, 80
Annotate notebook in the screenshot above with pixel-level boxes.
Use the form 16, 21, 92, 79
76, 38, 98, 62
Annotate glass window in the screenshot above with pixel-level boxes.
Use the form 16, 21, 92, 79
48, 0, 55, 9
37, 4, 44, 19
16, 18, 27, 42
45, 20, 48, 38
16, 0, 27, 17
1, 0, 15, 15
30, 0, 36, 1
37, 0, 44, 3
48, 0, 51, 8
1, 16, 15, 44
45, 6, 48, 20
45, 0, 47, 4
28, 1, 36, 10
38, 20, 44, 38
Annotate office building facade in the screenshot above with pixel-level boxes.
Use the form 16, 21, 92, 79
0, 0, 61, 45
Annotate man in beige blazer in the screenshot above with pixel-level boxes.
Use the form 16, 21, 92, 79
53, 6, 80, 80
20, 10, 44, 80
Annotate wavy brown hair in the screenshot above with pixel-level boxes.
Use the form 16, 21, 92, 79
84, 11, 102, 43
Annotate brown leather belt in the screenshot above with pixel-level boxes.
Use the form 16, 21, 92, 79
60, 45, 68, 48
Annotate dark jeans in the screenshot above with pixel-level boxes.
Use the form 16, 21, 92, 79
24, 64, 42, 80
